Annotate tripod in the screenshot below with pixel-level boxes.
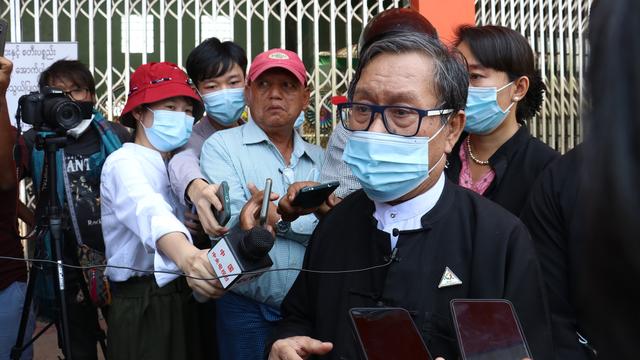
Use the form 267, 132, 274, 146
11, 134, 73, 359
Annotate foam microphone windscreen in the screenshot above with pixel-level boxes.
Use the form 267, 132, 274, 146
240, 227, 275, 260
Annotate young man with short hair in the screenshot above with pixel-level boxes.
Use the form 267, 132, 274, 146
168, 37, 248, 240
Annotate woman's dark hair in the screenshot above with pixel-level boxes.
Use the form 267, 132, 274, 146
454, 25, 545, 122
38, 60, 96, 95
185, 37, 247, 85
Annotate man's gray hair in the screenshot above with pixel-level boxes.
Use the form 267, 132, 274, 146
348, 32, 468, 122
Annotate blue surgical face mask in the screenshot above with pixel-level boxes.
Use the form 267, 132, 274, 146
201, 88, 245, 126
342, 124, 447, 203
142, 108, 194, 152
294, 111, 305, 129
465, 82, 515, 135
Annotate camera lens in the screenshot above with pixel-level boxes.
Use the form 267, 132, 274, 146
55, 102, 82, 130
42, 96, 82, 130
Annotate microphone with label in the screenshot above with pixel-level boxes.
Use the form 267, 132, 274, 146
193, 226, 275, 302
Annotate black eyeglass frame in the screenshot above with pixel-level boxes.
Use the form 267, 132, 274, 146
337, 102, 454, 137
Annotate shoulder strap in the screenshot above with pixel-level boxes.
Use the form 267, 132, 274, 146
91, 110, 123, 155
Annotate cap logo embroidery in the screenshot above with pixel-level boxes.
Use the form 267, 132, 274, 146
268, 52, 289, 60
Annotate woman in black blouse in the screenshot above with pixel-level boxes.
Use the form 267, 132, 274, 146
446, 25, 559, 215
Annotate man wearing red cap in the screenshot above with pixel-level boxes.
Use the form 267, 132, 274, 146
200, 49, 324, 359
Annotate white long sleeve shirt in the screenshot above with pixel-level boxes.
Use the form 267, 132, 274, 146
100, 143, 191, 287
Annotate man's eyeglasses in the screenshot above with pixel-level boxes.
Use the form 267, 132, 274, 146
63, 88, 90, 101
338, 102, 454, 137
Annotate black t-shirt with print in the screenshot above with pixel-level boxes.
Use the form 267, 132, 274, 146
24, 121, 131, 257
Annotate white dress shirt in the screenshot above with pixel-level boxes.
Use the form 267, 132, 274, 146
100, 143, 192, 287
373, 173, 445, 249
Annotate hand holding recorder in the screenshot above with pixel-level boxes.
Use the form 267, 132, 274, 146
240, 180, 279, 235
186, 179, 230, 237
277, 181, 340, 222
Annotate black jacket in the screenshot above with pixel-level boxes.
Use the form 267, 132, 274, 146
271, 180, 554, 360
447, 126, 559, 216
520, 145, 595, 359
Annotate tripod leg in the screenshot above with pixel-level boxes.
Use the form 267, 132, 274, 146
50, 217, 73, 359
44, 142, 73, 359
10, 267, 38, 360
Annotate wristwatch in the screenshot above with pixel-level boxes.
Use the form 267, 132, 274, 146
275, 219, 290, 237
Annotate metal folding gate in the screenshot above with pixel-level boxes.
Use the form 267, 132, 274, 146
2, 0, 590, 151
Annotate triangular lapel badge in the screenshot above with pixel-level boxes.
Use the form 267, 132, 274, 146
438, 266, 462, 288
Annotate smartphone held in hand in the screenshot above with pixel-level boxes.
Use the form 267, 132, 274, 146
291, 181, 339, 208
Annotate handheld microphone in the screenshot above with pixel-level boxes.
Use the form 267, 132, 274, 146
207, 226, 275, 289
194, 226, 275, 302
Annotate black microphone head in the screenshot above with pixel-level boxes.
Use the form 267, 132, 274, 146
240, 227, 275, 260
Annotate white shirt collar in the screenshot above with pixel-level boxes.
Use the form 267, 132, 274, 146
373, 173, 445, 248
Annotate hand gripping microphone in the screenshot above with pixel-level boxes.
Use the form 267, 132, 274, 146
207, 226, 275, 289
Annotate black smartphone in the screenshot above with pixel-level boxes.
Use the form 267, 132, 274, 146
450, 299, 531, 360
349, 307, 432, 360
259, 178, 272, 227
291, 181, 340, 208
0, 19, 8, 56
212, 181, 230, 226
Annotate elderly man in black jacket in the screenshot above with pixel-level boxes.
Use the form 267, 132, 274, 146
268, 32, 553, 360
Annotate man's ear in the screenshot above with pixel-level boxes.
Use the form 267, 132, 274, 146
444, 110, 466, 154
244, 83, 252, 104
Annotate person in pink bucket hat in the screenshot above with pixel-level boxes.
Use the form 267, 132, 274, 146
100, 62, 223, 359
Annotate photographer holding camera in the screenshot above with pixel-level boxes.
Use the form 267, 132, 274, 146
20, 60, 130, 359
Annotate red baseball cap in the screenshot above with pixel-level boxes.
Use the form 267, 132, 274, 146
248, 49, 307, 86
120, 62, 204, 128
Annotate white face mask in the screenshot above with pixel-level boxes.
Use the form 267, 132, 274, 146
67, 118, 93, 139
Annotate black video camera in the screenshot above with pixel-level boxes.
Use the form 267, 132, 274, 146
18, 86, 84, 132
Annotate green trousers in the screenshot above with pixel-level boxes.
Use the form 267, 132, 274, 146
107, 276, 204, 360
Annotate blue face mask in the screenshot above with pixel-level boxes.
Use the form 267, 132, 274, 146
294, 111, 305, 129
342, 125, 447, 203
142, 108, 194, 152
202, 88, 245, 126
465, 82, 515, 135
